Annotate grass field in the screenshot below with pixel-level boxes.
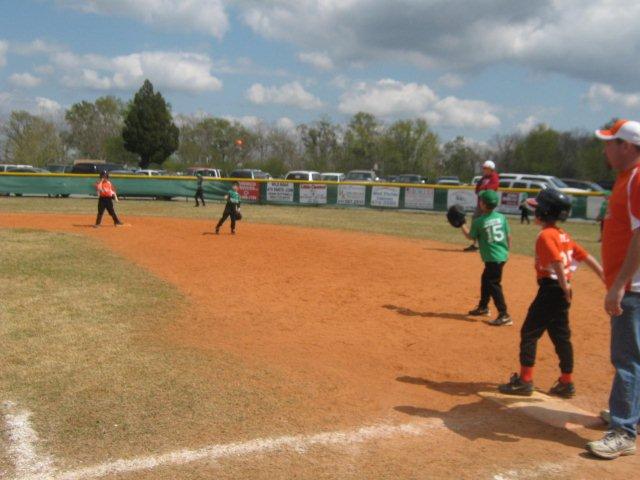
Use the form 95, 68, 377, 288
0, 229, 307, 476
0, 196, 602, 258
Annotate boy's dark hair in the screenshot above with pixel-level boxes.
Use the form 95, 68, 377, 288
232, 181, 240, 187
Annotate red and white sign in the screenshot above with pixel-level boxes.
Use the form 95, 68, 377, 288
238, 181, 260, 201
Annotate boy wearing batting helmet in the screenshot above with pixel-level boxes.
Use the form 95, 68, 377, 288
94, 170, 123, 228
215, 181, 241, 235
460, 189, 512, 326
499, 189, 603, 398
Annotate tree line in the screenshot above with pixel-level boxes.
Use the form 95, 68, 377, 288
0, 79, 613, 182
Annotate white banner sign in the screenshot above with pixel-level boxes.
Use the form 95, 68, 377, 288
266, 182, 294, 202
299, 184, 328, 204
447, 189, 478, 211
404, 187, 435, 210
337, 185, 366, 206
371, 186, 400, 208
498, 192, 523, 215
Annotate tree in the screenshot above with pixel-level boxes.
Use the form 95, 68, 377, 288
512, 125, 563, 175
440, 136, 482, 182
65, 96, 125, 160
3, 111, 64, 165
298, 118, 342, 172
379, 119, 439, 179
122, 80, 179, 168
342, 112, 381, 171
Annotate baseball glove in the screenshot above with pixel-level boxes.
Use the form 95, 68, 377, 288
446, 204, 466, 228
235, 208, 243, 221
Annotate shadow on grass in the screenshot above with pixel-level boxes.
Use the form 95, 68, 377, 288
422, 247, 465, 253
395, 377, 591, 448
383, 304, 476, 323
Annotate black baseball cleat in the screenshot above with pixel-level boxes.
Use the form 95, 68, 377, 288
549, 380, 576, 398
464, 244, 479, 252
488, 314, 513, 326
499, 373, 534, 396
215, 227, 220, 235
468, 307, 490, 316
231, 230, 236, 235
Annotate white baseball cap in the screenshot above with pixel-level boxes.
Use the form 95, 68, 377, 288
595, 119, 640, 146
482, 160, 496, 170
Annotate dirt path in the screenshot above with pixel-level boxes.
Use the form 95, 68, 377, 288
1, 213, 637, 479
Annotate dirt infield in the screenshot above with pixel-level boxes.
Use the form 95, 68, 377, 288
2, 212, 638, 479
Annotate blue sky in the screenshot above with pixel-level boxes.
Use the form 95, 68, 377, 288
1, 0, 639, 142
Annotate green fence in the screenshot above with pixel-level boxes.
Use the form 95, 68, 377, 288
0, 173, 605, 220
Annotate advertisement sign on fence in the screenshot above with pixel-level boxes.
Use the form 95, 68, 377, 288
371, 186, 400, 208
447, 189, 478, 211
498, 192, 522, 215
300, 184, 327, 204
266, 182, 294, 202
337, 184, 366, 206
238, 181, 260, 201
587, 196, 606, 220
404, 187, 435, 210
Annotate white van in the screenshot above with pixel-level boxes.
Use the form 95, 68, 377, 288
285, 170, 322, 181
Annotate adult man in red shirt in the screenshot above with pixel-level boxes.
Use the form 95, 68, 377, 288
587, 119, 640, 459
465, 160, 500, 251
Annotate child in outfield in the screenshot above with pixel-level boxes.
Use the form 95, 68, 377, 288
94, 170, 123, 228
460, 189, 513, 326
499, 189, 604, 398
519, 199, 531, 224
215, 181, 241, 235
194, 172, 205, 207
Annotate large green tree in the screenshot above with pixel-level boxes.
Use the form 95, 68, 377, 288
122, 80, 179, 168
379, 119, 439, 179
440, 136, 482, 182
298, 118, 342, 172
65, 96, 130, 161
341, 112, 381, 171
2, 110, 64, 166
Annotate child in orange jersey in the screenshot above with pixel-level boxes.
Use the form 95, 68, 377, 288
94, 170, 123, 227
499, 189, 604, 397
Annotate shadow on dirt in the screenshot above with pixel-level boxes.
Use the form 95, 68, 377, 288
394, 376, 594, 448
383, 305, 475, 323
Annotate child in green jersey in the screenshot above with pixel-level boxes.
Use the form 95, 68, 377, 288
460, 190, 512, 326
215, 181, 241, 235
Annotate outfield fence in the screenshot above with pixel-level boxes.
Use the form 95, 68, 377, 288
0, 173, 606, 220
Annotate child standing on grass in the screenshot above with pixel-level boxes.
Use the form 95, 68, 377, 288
215, 181, 241, 235
194, 172, 205, 207
499, 189, 604, 398
460, 189, 512, 326
519, 199, 531, 224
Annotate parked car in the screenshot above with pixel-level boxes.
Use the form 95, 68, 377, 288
109, 169, 137, 175
285, 170, 321, 181
0, 164, 33, 172
45, 164, 72, 173
135, 169, 166, 176
344, 170, 379, 182
229, 169, 271, 179
6, 166, 47, 173
436, 176, 462, 186
70, 163, 124, 174
320, 172, 345, 182
473, 173, 584, 193
560, 179, 606, 192
499, 179, 549, 191
597, 179, 614, 191
186, 167, 222, 178
395, 174, 427, 184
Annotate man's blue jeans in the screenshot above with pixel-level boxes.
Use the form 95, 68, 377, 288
609, 292, 640, 438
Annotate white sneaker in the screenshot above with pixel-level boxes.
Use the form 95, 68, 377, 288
586, 429, 636, 459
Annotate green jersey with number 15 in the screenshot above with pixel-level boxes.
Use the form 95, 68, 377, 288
469, 210, 510, 263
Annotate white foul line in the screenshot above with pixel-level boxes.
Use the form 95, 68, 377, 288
52, 420, 442, 480
2, 401, 55, 480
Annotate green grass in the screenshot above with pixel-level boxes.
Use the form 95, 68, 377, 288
0, 229, 304, 471
0, 196, 602, 258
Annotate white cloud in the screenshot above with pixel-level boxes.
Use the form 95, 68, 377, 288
12, 39, 64, 55
246, 81, 323, 110
9, 73, 43, 88
584, 83, 640, 109
223, 115, 262, 129
338, 78, 499, 129
516, 115, 544, 134
56, 0, 229, 39
241, 0, 640, 89
438, 73, 464, 89
0, 40, 8, 68
298, 52, 334, 70
35, 97, 62, 116
51, 50, 222, 93
276, 116, 296, 132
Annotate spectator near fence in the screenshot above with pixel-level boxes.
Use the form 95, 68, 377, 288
465, 160, 500, 252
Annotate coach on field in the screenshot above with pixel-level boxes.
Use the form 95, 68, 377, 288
587, 119, 640, 459
465, 160, 500, 252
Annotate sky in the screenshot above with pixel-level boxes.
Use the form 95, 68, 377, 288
0, 0, 639, 142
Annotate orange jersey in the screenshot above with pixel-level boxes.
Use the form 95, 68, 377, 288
602, 165, 640, 290
95, 179, 116, 198
535, 226, 588, 281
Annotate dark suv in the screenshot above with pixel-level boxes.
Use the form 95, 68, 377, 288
70, 163, 124, 174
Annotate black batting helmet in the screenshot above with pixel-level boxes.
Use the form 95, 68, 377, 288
99, 170, 109, 178
526, 188, 572, 222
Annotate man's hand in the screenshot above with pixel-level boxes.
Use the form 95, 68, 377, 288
562, 284, 573, 304
605, 284, 625, 317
